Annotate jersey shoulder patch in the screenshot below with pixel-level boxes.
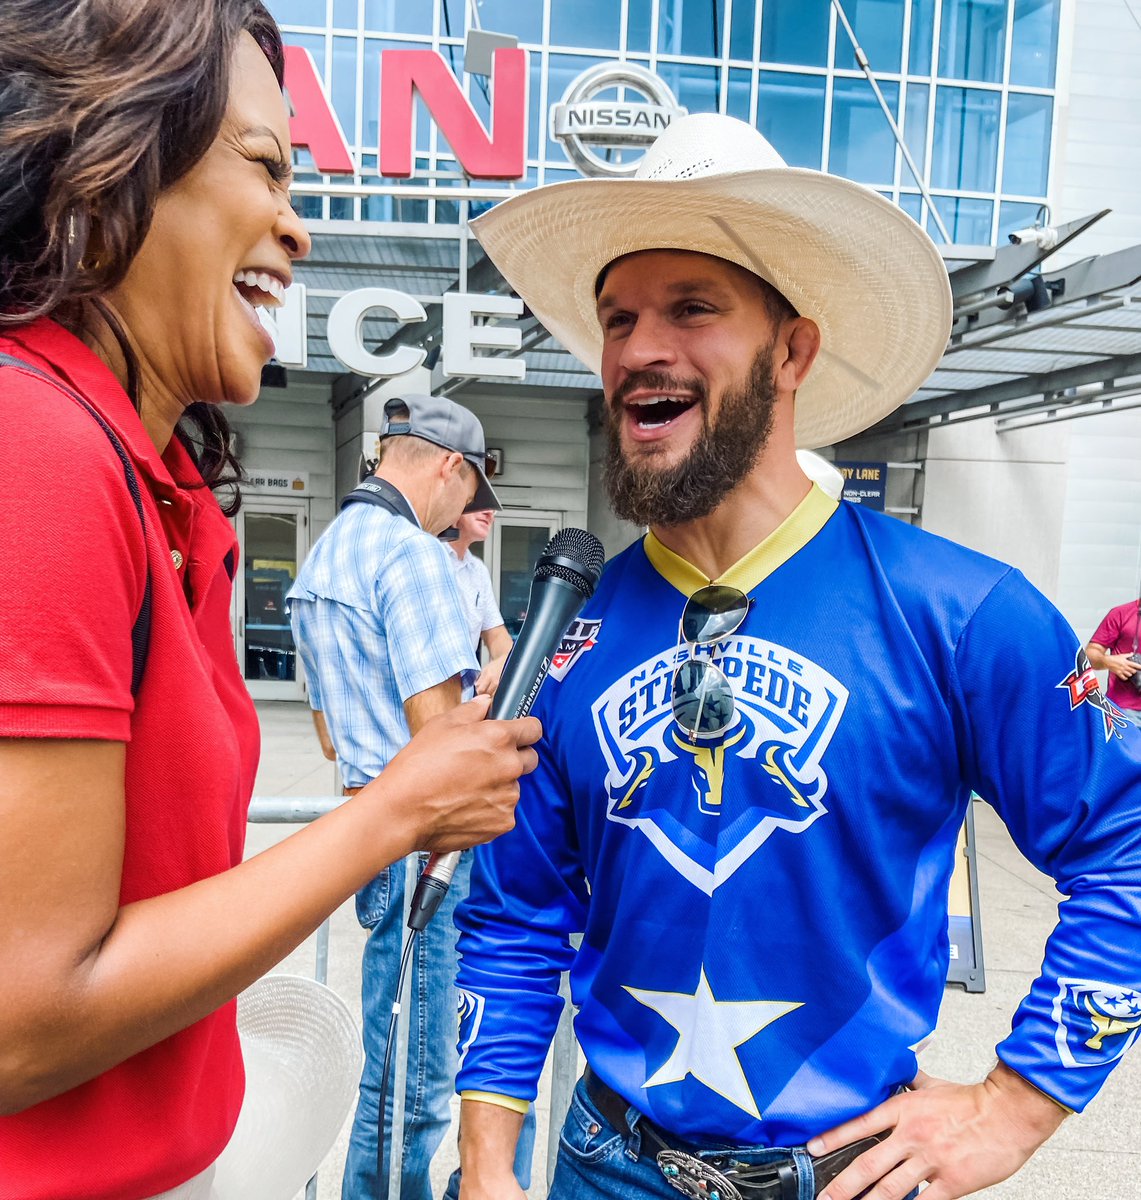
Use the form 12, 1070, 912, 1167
548, 618, 602, 681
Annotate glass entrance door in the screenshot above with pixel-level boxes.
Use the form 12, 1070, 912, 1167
480, 511, 563, 638
234, 498, 308, 700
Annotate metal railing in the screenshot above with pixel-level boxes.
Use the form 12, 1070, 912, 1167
248, 796, 577, 1199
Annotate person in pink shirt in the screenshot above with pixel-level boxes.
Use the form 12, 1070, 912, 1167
1086, 598, 1141, 719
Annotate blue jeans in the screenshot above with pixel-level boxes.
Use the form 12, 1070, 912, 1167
547, 1078, 915, 1200
342, 853, 534, 1200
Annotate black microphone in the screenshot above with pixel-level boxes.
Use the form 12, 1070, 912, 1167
406, 527, 605, 931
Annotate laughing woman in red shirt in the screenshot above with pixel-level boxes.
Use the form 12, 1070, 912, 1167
0, 4, 539, 1198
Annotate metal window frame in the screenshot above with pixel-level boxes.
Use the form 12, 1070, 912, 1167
274, 0, 1062, 231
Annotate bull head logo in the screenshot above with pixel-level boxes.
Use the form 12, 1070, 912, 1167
669, 725, 748, 815
595, 648, 845, 896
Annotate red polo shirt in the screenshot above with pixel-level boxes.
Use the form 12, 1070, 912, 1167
0, 319, 260, 1199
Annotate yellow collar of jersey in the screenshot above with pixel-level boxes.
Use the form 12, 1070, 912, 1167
642, 484, 839, 597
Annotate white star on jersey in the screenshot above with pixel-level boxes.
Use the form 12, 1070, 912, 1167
624, 967, 802, 1118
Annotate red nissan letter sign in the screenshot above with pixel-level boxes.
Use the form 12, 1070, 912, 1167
284, 45, 355, 175
380, 48, 527, 180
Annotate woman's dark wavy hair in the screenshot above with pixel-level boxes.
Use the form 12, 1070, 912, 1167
0, 0, 286, 514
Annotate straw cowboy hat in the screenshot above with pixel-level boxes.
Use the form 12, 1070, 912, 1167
211, 974, 362, 1200
471, 113, 952, 449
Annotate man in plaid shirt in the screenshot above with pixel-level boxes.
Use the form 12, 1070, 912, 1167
289, 393, 502, 1200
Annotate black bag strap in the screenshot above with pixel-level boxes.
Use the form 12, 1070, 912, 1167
340, 475, 419, 526
0, 352, 152, 697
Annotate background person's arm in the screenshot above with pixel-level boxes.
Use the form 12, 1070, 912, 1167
482, 625, 514, 660
0, 700, 538, 1114
475, 625, 515, 697
311, 708, 338, 760
1085, 640, 1140, 681
1085, 604, 1140, 681
404, 673, 464, 732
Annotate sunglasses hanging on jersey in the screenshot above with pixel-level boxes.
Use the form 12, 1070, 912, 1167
670, 584, 751, 741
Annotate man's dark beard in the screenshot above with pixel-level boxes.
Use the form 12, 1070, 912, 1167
603, 343, 778, 528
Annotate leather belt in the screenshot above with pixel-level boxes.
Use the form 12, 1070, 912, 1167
583, 1068, 882, 1200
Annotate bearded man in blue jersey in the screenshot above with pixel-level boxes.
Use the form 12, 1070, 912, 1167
448, 114, 1141, 1200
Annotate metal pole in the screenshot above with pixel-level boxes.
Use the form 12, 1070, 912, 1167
995, 391, 1141, 433
386, 856, 418, 1200
315, 919, 330, 986
962, 802, 986, 992
246, 796, 347, 822
546, 936, 583, 1192
546, 985, 577, 1191
951, 295, 1128, 354
459, 198, 470, 294
305, 887, 324, 1200
830, 0, 952, 244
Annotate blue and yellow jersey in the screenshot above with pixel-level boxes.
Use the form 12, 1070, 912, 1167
455, 485, 1141, 1145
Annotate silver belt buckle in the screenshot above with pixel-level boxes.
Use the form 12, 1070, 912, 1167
657, 1149, 743, 1200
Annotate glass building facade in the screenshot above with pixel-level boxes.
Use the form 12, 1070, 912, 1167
272, 0, 1062, 246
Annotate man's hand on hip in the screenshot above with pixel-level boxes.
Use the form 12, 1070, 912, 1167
807, 1062, 1068, 1200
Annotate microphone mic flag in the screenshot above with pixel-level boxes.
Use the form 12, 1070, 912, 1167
407, 527, 605, 931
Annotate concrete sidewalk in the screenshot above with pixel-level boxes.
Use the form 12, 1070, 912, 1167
247, 700, 1141, 1200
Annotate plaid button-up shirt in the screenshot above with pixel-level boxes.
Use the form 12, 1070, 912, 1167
288, 498, 478, 787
